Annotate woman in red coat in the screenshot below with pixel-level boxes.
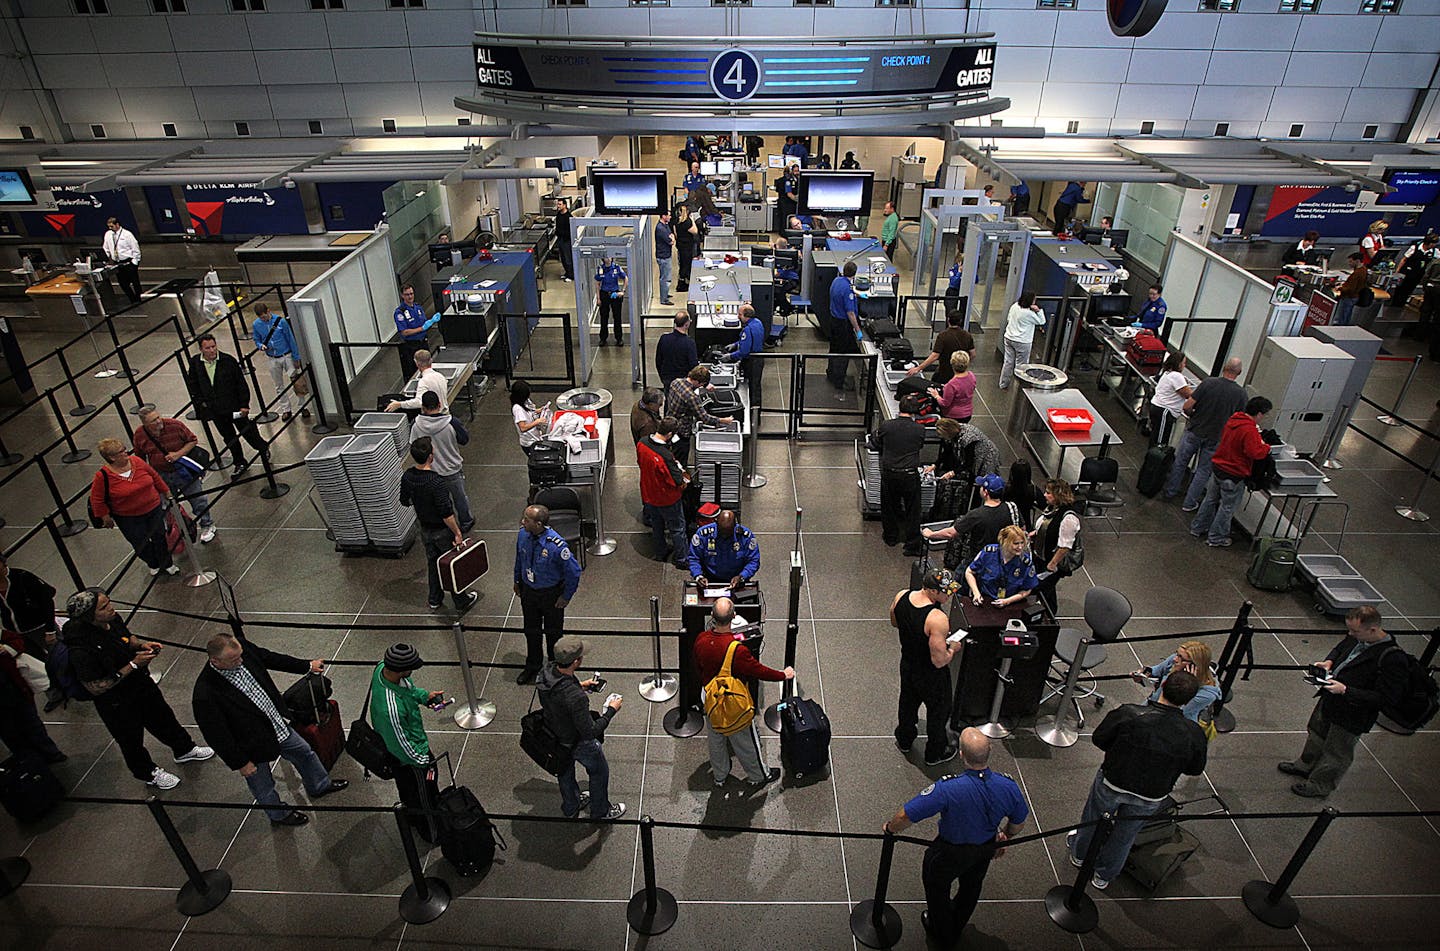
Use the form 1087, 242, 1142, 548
90, 437, 178, 576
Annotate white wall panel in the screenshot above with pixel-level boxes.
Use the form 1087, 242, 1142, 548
972, 9, 1058, 48
1341, 87, 1419, 124
103, 52, 185, 87
323, 12, 399, 49
1267, 87, 1351, 122
1296, 14, 1380, 51
255, 50, 336, 84
266, 84, 349, 118
1135, 12, 1220, 50
402, 9, 475, 45
994, 82, 1043, 115
1184, 119, 1261, 139
91, 16, 172, 53
1127, 49, 1209, 86
1115, 84, 1198, 120
1362, 53, 1440, 88
991, 47, 1050, 85
1374, 15, 1440, 52
412, 47, 474, 84
341, 83, 423, 117
1283, 53, 1369, 88
1064, 48, 1131, 84
245, 14, 332, 51
1191, 84, 1272, 120
52, 88, 128, 122
333, 48, 414, 84
21, 18, 95, 55
118, 87, 200, 122
1205, 51, 1289, 86
33, 54, 100, 89
204, 119, 280, 139
1039, 83, 1120, 118
419, 82, 476, 116
1058, 11, 1135, 50
646, 6, 727, 34
178, 51, 261, 86
166, 15, 249, 52
192, 86, 274, 120
1212, 13, 1300, 52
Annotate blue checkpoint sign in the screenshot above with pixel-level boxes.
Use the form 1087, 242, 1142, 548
710, 49, 761, 102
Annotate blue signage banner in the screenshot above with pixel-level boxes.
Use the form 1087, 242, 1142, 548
19, 188, 135, 240
317, 181, 393, 232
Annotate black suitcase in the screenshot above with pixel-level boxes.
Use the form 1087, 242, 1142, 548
868, 318, 901, 342
527, 441, 569, 488
894, 375, 937, 415
779, 695, 831, 777
437, 783, 505, 876
882, 337, 914, 365
0, 756, 65, 823
1136, 445, 1173, 498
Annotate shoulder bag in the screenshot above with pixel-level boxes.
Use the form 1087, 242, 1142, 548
346, 678, 396, 779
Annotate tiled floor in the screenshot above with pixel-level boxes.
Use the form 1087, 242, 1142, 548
2, 262, 1439, 951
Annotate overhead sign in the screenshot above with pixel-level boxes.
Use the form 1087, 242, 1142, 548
471, 43, 996, 101
18, 187, 134, 239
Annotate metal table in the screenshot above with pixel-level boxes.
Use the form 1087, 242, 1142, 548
1019, 387, 1123, 480
403, 345, 486, 421
1084, 324, 1200, 425
1236, 481, 1349, 549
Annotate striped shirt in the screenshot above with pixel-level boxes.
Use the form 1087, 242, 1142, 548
216, 663, 291, 742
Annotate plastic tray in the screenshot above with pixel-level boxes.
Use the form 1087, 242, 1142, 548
1316, 576, 1384, 615
1046, 408, 1095, 434
1275, 459, 1324, 487
1296, 554, 1362, 583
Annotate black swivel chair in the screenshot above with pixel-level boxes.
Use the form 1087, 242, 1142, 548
1044, 585, 1133, 726
1073, 454, 1124, 537
533, 486, 588, 569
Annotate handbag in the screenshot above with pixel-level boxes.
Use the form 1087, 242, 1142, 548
346, 679, 395, 779
450, 416, 471, 446
519, 690, 572, 776
291, 368, 311, 398
88, 469, 112, 530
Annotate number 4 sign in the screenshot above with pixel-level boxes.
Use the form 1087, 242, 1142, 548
710, 49, 761, 102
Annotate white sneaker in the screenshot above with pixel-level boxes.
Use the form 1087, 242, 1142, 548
1091, 875, 1110, 890
149, 566, 161, 577
165, 564, 180, 576
175, 745, 214, 763
147, 767, 181, 789
200, 526, 216, 544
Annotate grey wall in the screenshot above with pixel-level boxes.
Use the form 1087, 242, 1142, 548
1, 0, 1437, 144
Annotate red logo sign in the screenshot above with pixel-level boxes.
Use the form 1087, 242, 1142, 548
189, 201, 226, 237
44, 213, 77, 237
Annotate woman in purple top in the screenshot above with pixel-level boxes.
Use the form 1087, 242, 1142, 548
930, 351, 977, 423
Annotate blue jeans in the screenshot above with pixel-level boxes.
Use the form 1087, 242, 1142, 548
1190, 474, 1246, 544
440, 471, 473, 532
243, 729, 336, 821
1164, 427, 1217, 508
163, 470, 213, 528
559, 738, 610, 819
1332, 297, 1356, 327
644, 500, 687, 566
657, 256, 673, 303
1069, 769, 1167, 883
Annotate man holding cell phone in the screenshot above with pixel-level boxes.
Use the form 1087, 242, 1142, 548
891, 568, 964, 767
538, 636, 626, 821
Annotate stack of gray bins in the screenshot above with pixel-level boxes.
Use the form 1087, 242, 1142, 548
855, 438, 936, 517
695, 427, 742, 508
305, 435, 367, 547
354, 412, 411, 455
339, 432, 417, 553
1296, 554, 1384, 616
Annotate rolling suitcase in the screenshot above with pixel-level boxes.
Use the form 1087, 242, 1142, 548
1123, 794, 1220, 892
0, 756, 65, 823
434, 754, 506, 876
295, 699, 346, 771
1137, 445, 1174, 498
1247, 536, 1298, 592
439, 538, 489, 594
779, 693, 831, 778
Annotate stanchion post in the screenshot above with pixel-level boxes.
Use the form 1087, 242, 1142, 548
179, 518, 216, 588
639, 596, 678, 702
47, 389, 92, 464
0, 430, 23, 467
1046, 815, 1113, 934
626, 815, 677, 936
306, 363, 337, 435
979, 655, 1017, 739
256, 443, 290, 500
1376, 355, 1422, 426
0, 856, 30, 897
744, 398, 767, 488
1242, 806, 1339, 928
56, 348, 97, 417
1212, 609, 1255, 735
393, 805, 451, 924
452, 621, 496, 728
36, 456, 87, 538
1394, 437, 1440, 523
144, 796, 232, 916
45, 515, 86, 590
849, 829, 903, 949
114, 340, 145, 412
662, 616, 705, 736
1036, 638, 1090, 748
763, 550, 803, 733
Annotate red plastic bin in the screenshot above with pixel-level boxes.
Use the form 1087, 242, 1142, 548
1046, 408, 1095, 434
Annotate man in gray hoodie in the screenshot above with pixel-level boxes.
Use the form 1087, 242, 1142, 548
410, 390, 473, 533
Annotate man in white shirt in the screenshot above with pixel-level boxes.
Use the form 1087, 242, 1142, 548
386, 349, 448, 414
102, 217, 143, 304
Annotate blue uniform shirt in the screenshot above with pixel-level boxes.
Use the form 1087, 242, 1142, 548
1134, 296, 1167, 332
779, 175, 799, 205
683, 172, 707, 193
394, 302, 426, 339
967, 544, 1039, 601
1058, 182, 1087, 207
731, 318, 765, 362
829, 274, 857, 325
947, 264, 963, 291
903, 769, 1030, 845
252, 314, 298, 359
514, 527, 582, 598
687, 523, 760, 582
1010, 182, 1029, 199
596, 262, 626, 294
791, 143, 809, 164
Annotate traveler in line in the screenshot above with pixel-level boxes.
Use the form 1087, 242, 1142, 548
89, 438, 178, 577
655, 311, 700, 390
1147, 351, 1193, 447
251, 303, 308, 421
385, 348, 447, 414
999, 292, 1045, 391
186, 333, 269, 477
538, 636, 626, 820
930, 351, 977, 424
1164, 357, 1247, 509
1131, 640, 1221, 724
133, 407, 217, 545
510, 380, 551, 455
399, 436, 478, 613
1189, 396, 1274, 548
695, 597, 793, 789
409, 390, 473, 533
638, 418, 690, 568
870, 394, 927, 556
892, 568, 963, 766
371, 643, 446, 842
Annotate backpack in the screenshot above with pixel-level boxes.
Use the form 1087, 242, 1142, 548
702, 640, 755, 736
46, 639, 93, 703
1357, 285, 1375, 308
1377, 645, 1440, 733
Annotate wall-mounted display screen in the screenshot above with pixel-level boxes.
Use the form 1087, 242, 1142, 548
544, 157, 577, 173
1377, 169, 1440, 207
797, 171, 874, 215
592, 169, 668, 215
0, 168, 39, 206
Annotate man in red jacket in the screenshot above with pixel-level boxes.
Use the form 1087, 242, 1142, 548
637, 418, 689, 568
694, 597, 794, 790
1189, 396, 1273, 547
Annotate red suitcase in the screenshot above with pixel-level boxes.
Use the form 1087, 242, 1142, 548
296, 699, 345, 771
439, 538, 489, 594
1126, 330, 1166, 373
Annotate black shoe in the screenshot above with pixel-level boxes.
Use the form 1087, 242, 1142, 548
313, 779, 349, 799
44, 752, 68, 764
746, 767, 781, 790
455, 592, 479, 612
925, 745, 959, 767
232, 461, 251, 477
271, 810, 309, 827
516, 668, 538, 685
44, 698, 66, 713
902, 547, 924, 558
894, 737, 913, 755
1276, 761, 1309, 778
598, 337, 608, 347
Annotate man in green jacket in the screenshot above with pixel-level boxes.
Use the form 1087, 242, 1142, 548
371, 643, 447, 841
881, 200, 900, 259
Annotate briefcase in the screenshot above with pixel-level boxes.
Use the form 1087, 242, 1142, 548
439, 538, 489, 594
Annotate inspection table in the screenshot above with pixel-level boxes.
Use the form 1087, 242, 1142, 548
1019, 387, 1123, 480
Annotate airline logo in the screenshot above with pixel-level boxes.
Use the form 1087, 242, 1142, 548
43, 213, 77, 237
189, 201, 225, 237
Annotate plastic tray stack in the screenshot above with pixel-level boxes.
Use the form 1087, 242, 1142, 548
857, 441, 936, 515
340, 432, 417, 550
696, 429, 743, 508
354, 412, 410, 456
305, 435, 367, 547
1296, 553, 1383, 615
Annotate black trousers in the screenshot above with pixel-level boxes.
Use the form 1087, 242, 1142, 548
598, 294, 624, 342
520, 583, 566, 672
826, 318, 858, 387
880, 468, 922, 553
677, 253, 694, 289
0, 695, 62, 765
1012, 194, 1030, 217
895, 659, 951, 760
1053, 201, 1076, 229
95, 676, 197, 781
114, 506, 173, 572
209, 412, 268, 468
115, 261, 142, 304
743, 355, 764, 409
922, 839, 994, 945
556, 239, 574, 280
390, 755, 441, 843
398, 339, 426, 381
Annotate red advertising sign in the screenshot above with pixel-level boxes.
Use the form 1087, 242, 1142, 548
1303, 289, 1336, 333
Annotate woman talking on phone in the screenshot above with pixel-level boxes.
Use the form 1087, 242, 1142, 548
1131, 640, 1221, 725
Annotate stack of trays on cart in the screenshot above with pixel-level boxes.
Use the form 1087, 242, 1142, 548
305, 436, 368, 547
695, 427, 742, 508
1296, 553, 1383, 615
339, 432, 417, 553
354, 412, 411, 455
855, 438, 936, 518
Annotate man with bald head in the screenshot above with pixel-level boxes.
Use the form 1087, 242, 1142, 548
513, 504, 583, 685
884, 728, 1029, 946
688, 509, 761, 589
1165, 356, 1248, 510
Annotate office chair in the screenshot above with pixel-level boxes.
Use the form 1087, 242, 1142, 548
532, 486, 587, 569
1044, 585, 1132, 727
1073, 455, 1123, 537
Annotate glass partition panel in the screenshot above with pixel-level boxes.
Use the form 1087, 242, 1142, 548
1185, 261, 1247, 375
1115, 182, 1183, 272
1162, 239, 1204, 320
384, 181, 445, 268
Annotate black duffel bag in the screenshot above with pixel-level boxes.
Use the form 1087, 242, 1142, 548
527, 440, 569, 488
346, 682, 395, 779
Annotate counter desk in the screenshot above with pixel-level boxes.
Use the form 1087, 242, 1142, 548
23, 269, 121, 332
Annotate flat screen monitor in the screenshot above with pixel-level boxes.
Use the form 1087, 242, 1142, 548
1101, 228, 1128, 251
768, 154, 787, 169
591, 169, 668, 215
796, 171, 874, 216
1091, 293, 1130, 322
771, 248, 799, 273
700, 161, 718, 176
544, 157, 577, 173
715, 159, 734, 175
1377, 169, 1440, 207
0, 168, 38, 206
429, 241, 477, 267
749, 245, 775, 267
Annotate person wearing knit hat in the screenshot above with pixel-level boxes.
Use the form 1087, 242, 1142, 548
370, 642, 447, 842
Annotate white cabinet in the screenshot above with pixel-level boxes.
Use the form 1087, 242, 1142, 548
1249, 336, 1354, 456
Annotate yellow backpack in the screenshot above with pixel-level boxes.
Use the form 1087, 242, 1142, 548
703, 640, 755, 736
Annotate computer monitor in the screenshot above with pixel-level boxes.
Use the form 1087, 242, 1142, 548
749, 245, 775, 267
1091, 293, 1131, 323
715, 159, 734, 175
796, 171, 875, 216
590, 168, 668, 215
429, 241, 477, 268
768, 154, 788, 170
1100, 228, 1128, 251
0, 168, 38, 206
544, 157, 577, 173
700, 161, 718, 176
771, 248, 800, 274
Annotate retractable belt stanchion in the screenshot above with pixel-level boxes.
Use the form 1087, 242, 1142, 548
394, 804, 451, 924
662, 634, 705, 738
850, 829, 903, 949
179, 522, 217, 588
639, 595, 678, 702
452, 621, 496, 728
626, 815, 677, 936
1036, 637, 1089, 748
1395, 437, 1440, 523
1212, 601, 1255, 735
1046, 814, 1113, 934
1376, 355, 1422, 426
0, 855, 29, 897
45, 389, 91, 464
56, 349, 97, 417
36, 456, 87, 538
0, 432, 21, 467
1242, 806, 1338, 929
744, 397, 767, 488
145, 796, 232, 916
79, 276, 118, 380
764, 508, 804, 732
306, 363, 338, 435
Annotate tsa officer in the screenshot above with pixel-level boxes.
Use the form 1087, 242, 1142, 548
687, 509, 760, 590
724, 304, 766, 407
1132, 284, 1168, 334
683, 162, 707, 195
513, 504, 583, 685
595, 255, 628, 347
777, 164, 801, 229
393, 284, 431, 380
945, 253, 964, 318
883, 729, 1029, 946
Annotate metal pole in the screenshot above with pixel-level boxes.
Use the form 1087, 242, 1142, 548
1318, 399, 1350, 471
47, 389, 92, 464
37, 456, 87, 538
744, 397, 767, 488
1376, 355, 1422, 426
80, 278, 118, 379
979, 656, 1015, 739
1213, 626, 1255, 735
452, 622, 496, 729
849, 829, 903, 949
1045, 814, 1113, 934
56, 348, 97, 416
1394, 437, 1440, 522
1211, 600, 1252, 734
662, 626, 705, 738
178, 515, 216, 588
639, 595, 678, 702
587, 462, 616, 556
393, 805, 452, 924
1036, 638, 1089, 747
763, 551, 803, 733
145, 796, 232, 916
306, 363, 337, 435
625, 815, 677, 936
45, 515, 86, 590
256, 443, 290, 500
0, 431, 22, 467
1242, 806, 1338, 929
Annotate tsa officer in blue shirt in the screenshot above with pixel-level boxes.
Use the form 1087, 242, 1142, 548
393, 283, 430, 379
724, 303, 767, 405
513, 504, 583, 684
826, 260, 861, 389
777, 164, 801, 230
1052, 180, 1089, 231
1132, 284, 1168, 334
883, 729, 1029, 946
682, 162, 707, 195
595, 256, 628, 346
944, 252, 964, 318
687, 509, 760, 589
1009, 181, 1031, 216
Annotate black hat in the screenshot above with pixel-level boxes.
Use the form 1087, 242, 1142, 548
384, 643, 424, 672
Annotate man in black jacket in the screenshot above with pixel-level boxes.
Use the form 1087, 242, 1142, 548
537, 635, 626, 821
1066, 671, 1207, 890
1280, 605, 1408, 798
870, 395, 928, 556
193, 631, 346, 827
187, 333, 268, 477
0, 553, 64, 710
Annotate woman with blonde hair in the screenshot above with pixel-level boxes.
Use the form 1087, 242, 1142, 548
929, 350, 977, 423
964, 524, 1038, 608
1131, 640, 1221, 724
89, 437, 178, 577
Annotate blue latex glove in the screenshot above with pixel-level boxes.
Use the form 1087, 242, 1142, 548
1130, 321, 1143, 329
855, 329, 864, 341
611, 292, 622, 300
423, 315, 440, 330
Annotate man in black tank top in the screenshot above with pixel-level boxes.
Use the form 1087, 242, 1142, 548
891, 568, 964, 766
